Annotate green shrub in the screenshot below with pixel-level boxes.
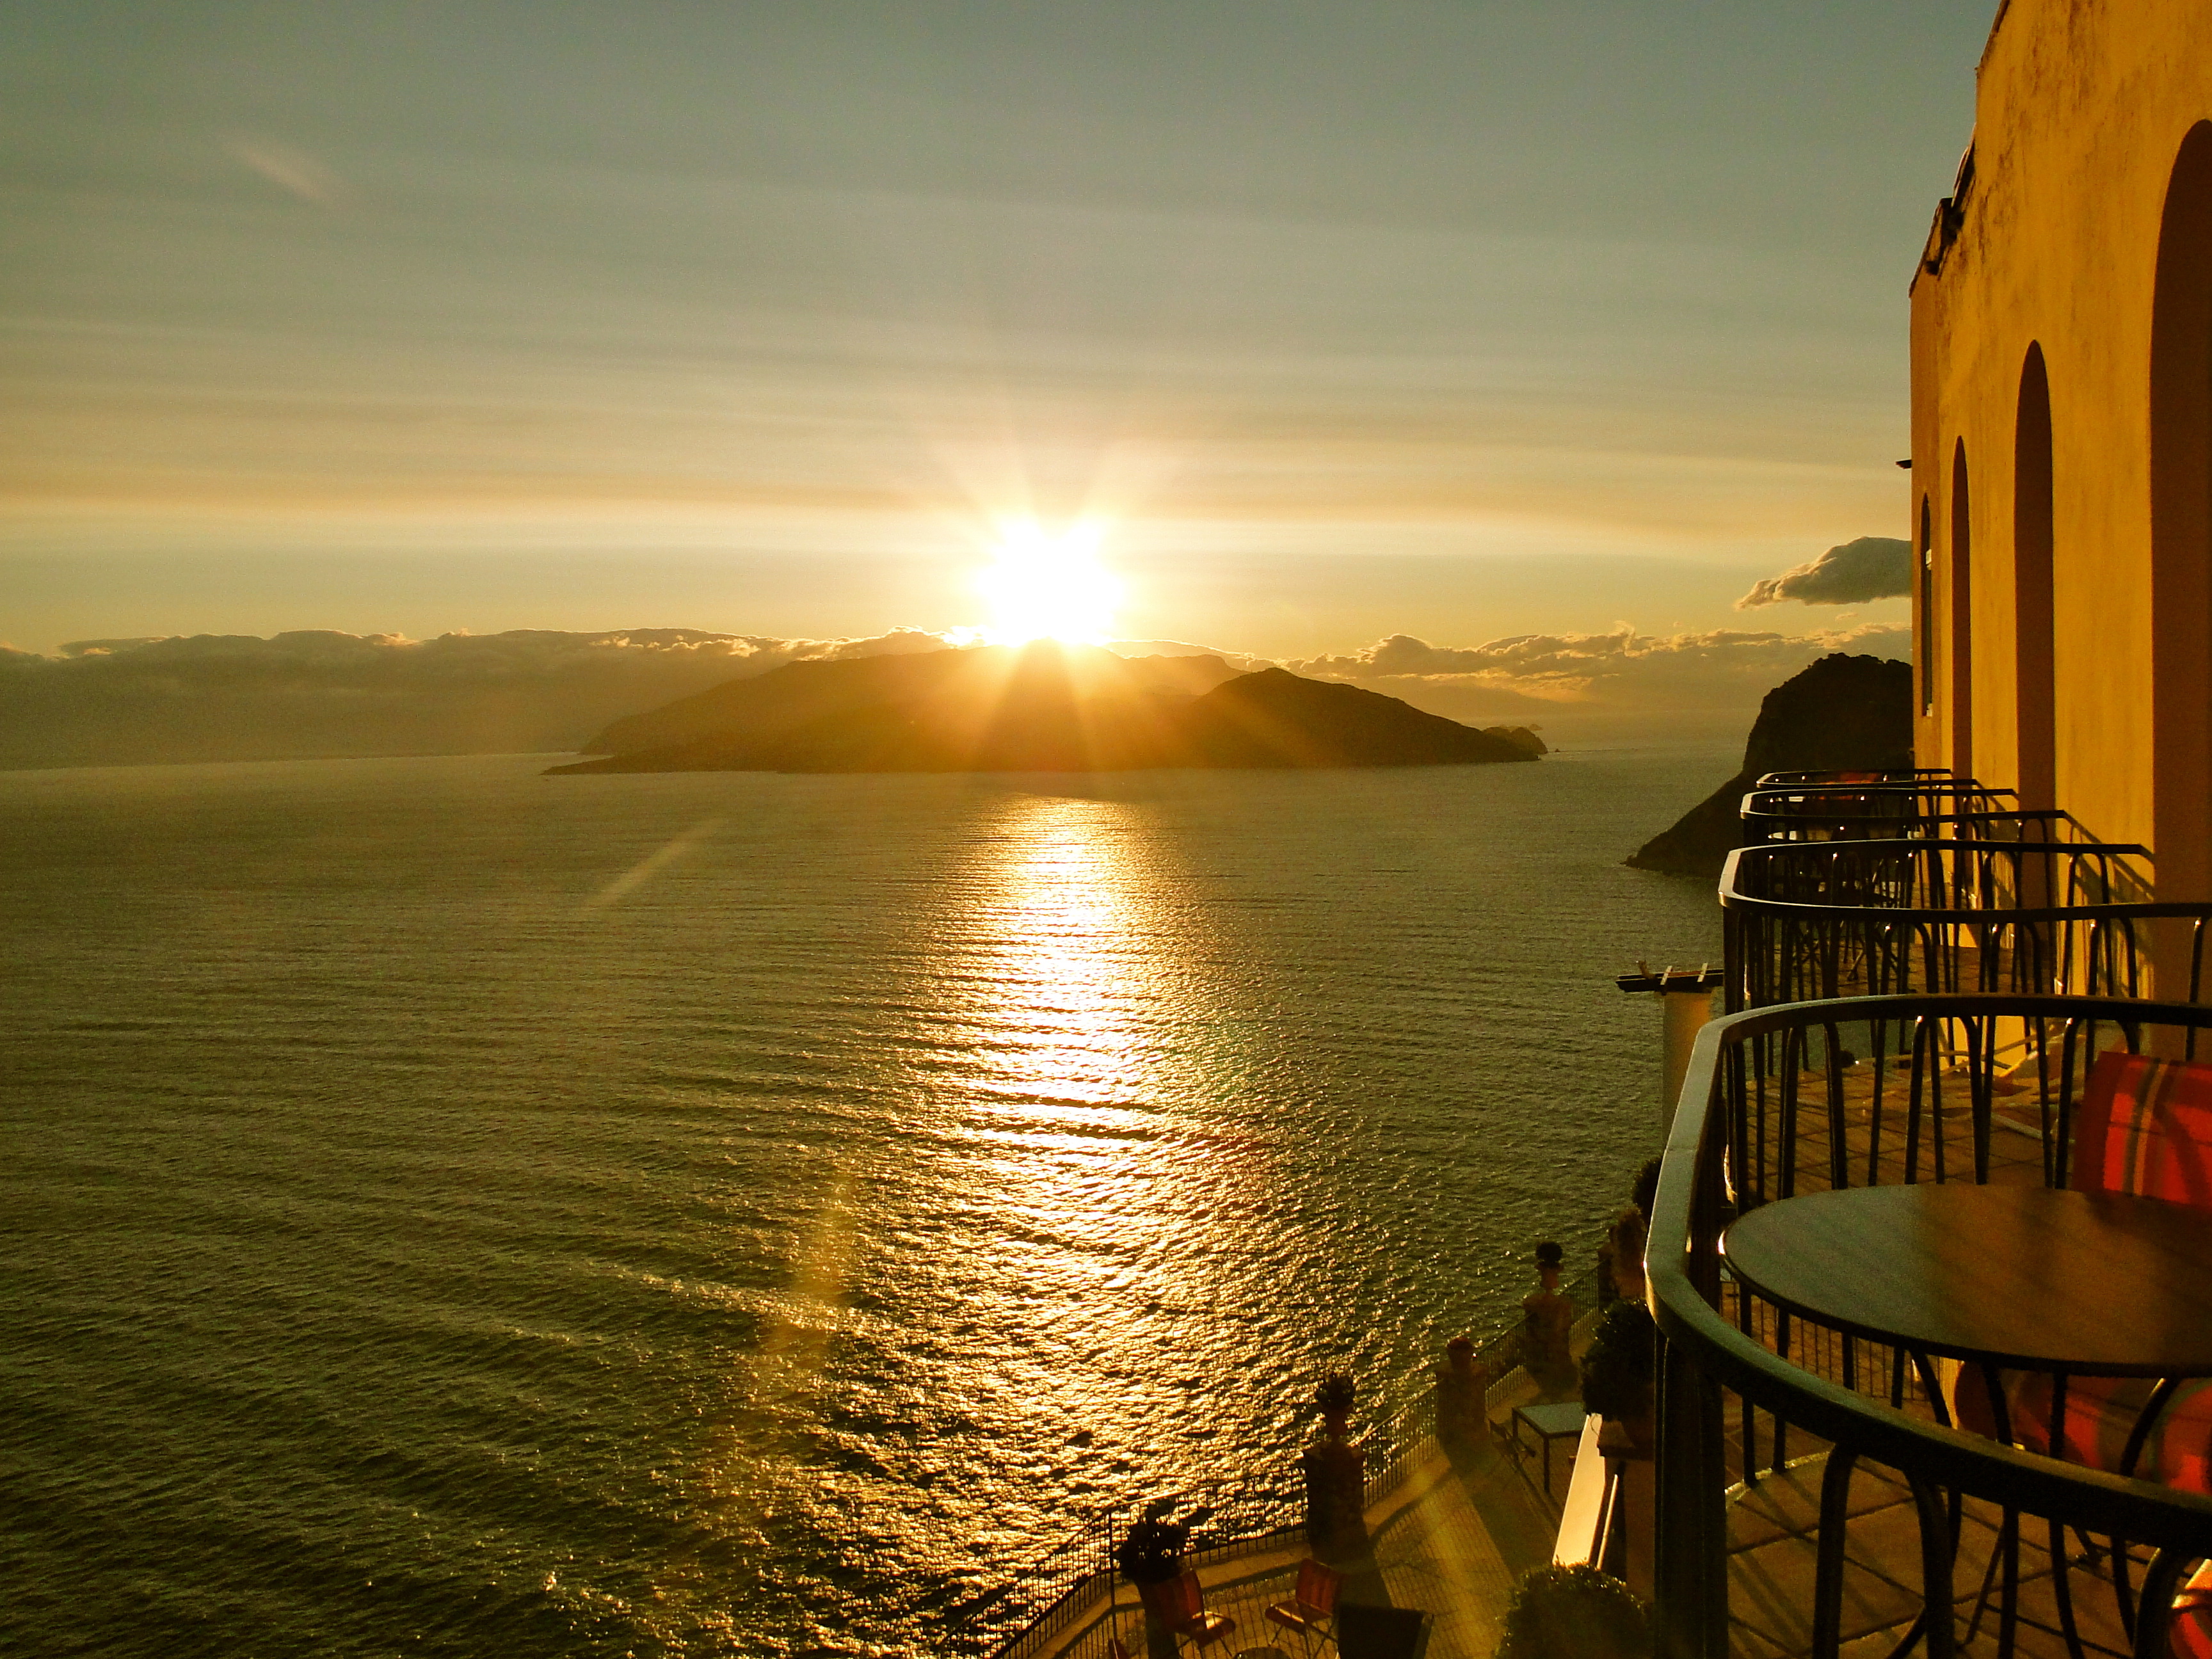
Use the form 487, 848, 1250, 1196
1580, 1301, 1657, 1421
1494, 1564, 1651, 1659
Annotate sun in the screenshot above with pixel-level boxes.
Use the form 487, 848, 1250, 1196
977, 520, 1121, 645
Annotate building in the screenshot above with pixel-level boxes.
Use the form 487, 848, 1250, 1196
1910, 0, 2212, 906
1640, 9, 2212, 1657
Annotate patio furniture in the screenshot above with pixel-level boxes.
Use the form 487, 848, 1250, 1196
1264, 1558, 1344, 1656
1721, 1180, 2212, 1659
1147, 1568, 1236, 1655
1509, 1399, 1588, 1499
1955, 1049, 2212, 1471
1334, 1603, 1429, 1659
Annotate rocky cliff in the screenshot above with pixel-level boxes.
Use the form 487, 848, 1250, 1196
1625, 653, 1912, 877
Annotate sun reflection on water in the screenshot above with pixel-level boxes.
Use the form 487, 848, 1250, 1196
963, 798, 1160, 1116
901, 790, 1295, 1538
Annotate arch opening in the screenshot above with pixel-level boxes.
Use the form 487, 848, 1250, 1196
1918, 495, 1936, 717
2014, 344, 2056, 812
1950, 441, 1973, 781
2152, 120, 2212, 900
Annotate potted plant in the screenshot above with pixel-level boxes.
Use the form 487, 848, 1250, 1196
1493, 1563, 1652, 1658
1579, 1302, 1657, 1449
1316, 1373, 1357, 1440
1116, 1499, 1191, 1655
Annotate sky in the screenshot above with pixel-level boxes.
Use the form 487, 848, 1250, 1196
1, 1, 1998, 660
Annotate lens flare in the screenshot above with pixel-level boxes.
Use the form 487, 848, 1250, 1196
977, 521, 1119, 645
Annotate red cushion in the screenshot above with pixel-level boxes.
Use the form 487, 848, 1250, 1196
1953, 1370, 2212, 1494
2074, 1052, 2212, 1208
2172, 1562, 2212, 1659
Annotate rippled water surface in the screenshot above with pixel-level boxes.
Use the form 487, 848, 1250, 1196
1, 747, 1728, 1656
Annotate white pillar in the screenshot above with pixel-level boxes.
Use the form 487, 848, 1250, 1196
1660, 986, 1716, 1128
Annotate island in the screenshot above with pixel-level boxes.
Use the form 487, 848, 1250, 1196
547, 640, 1539, 774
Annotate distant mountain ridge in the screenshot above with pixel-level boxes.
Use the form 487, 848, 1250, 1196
551, 641, 1539, 774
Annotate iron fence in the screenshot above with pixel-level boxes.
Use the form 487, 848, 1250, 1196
1741, 805, 2089, 845
1719, 840, 2207, 1017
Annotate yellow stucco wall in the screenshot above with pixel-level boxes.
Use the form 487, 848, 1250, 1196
1910, 0, 2212, 865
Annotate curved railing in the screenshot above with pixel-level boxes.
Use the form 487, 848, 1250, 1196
1756, 769, 1957, 788
1741, 805, 2088, 845
1750, 781, 2017, 810
1649, 993, 2212, 1659
1719, 840, 2204, 1016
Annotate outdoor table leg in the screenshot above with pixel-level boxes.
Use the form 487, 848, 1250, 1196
1972, 1362, 2023, 1659
1811, 1446, 1859, 1658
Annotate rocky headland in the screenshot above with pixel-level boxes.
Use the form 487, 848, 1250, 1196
1625, 653, 1913, 876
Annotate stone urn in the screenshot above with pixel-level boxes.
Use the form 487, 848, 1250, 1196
1301, 1374, 1370, 1560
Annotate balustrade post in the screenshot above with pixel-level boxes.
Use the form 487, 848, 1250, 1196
1652, 1331, 1729, 1659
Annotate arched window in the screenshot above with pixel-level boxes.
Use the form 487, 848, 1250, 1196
2152, 121, 2212, 899
2014, 344, 2056, 812
1918, 495, 1936, 716
1950, 441, 1973, 780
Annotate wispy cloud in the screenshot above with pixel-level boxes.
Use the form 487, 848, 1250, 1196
224, 134, 346, 205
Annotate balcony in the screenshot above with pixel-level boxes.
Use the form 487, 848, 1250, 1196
1719, 838, 2206, 1016
1648, 990, 2212, 1659
1740, 780, 2040, 847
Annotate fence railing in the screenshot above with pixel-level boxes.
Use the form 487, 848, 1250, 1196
1649, 993, 2212, 1659
1754, 769, 1956, 788
1719, 841, 2208, 1018
1741, 805, 2090, 845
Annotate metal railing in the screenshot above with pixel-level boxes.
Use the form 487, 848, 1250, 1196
1720, 840, 2206, 1018
1743, 787, 2026, 822
1756, 769, 1957, 788
1649, 994, 2212, 1659
1741, 805, 2090, 845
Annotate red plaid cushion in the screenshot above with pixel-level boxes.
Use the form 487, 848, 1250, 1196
2074, 1051, 2212, 1206
1952, 1370, 2212, 1493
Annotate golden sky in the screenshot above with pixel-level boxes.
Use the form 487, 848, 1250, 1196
1, 1, 1998, 656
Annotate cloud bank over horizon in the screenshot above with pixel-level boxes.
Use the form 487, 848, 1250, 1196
0, 620, 1907, 770
1286, 621, 1911, 724
1736, 536, 1912, 608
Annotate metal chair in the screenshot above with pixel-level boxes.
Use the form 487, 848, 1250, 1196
1265, 1557, 1345, 1656
1155, 1568, 1237, 1654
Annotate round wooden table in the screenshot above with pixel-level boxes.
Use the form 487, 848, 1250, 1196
1719, 1183, 2212, 1376
1720, 1183, 2212, 1659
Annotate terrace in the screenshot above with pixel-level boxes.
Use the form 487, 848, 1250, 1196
946, 1283, 1632, 1659
1650, 990, 2212, 1658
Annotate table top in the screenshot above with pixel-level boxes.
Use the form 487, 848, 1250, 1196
1720, 1183, 2212, 1377
1513, 1400, 1589, 1436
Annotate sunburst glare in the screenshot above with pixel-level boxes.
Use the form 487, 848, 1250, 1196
977, 520, 1120, 645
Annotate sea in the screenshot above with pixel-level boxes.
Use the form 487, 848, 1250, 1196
0, 743, 1730, 1657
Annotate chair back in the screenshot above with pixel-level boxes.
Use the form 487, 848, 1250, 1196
1294, 1557, 1345, 1614
2074, 1050, 2212, 1206
1176, 1567, 1208, 1617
